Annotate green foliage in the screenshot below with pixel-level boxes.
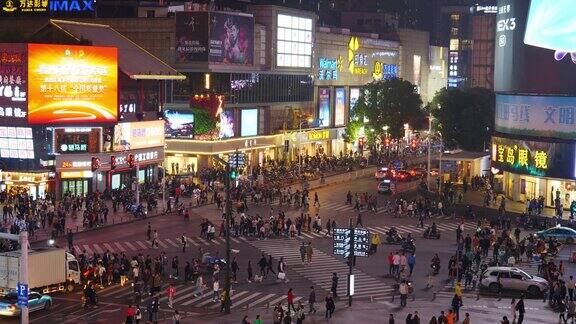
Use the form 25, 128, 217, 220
191, 107, 217, 134
349, 78, 424, 143
431, 87, 495, 151
343, 118, 364, 143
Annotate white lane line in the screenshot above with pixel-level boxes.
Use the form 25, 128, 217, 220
165, 238, 180, 248
82, 244, 94, 255
102, 243, 114, 252
113, 242, 127, 252
221, 292, 261, 309
124, 242, 137, 251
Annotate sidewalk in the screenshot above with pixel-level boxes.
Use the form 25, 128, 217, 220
459, 189, 560, 218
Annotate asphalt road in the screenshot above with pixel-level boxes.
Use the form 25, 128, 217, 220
11, 176, 568, 323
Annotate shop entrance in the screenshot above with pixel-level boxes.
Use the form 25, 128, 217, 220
522, 179, 537, 200
62, 179, 90, 197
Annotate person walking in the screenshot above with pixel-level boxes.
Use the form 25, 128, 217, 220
287, 288, 296, 312
413, 311, 421, 324
180, 233, 187, 253
247, 260, 253, 283
147, 222, 152, 241
569, 275, 575, 301
300, 243, 306, 265
407, 253, 416, 277
254, 314, 263, 324
446, 309, 455, 324
212, 279, 220, 302
67, 229, 74, 251
267, 255, 276, 276
510, 298, 516, 323
165, 284, 176, 308
399, 280, 408, 307
389, 314, 395, 324
462, 313, 470, 324
451, 294, 462, 321
308, 286, 317, 314
231, 257, 239, 283
325, 294, 335, 319
306, 242, 313, 264
125, 304, 135, 324
172, 310, 181, 324
258, 254, 267, 278
152, 230, 158, 248
331, 272, 339, 298
134, 305, 142, 324
516, 294, 525, 324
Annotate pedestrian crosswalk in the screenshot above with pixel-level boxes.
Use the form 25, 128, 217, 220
248, 239, 396, 300
365, 222, 475, 236
96, 282, 300, 310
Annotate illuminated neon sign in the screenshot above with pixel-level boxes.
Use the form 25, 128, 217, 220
318, 56, 343, 81
373, 62, 398, 80
348, 37, 368, 75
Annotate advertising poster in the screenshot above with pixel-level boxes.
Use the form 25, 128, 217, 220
495, 94, 576, 139
0, 43, 27, 125
209, 12, 254, 65
318, 88, 331, 127
219, 109, 234, 138
27, 44, 118, 125
164, 109, 194, 138
240, 108, 258, 137
334, 87, 346, 126
494, 0, 576, 95
175, 12, 209, 62
113, 120, 165, 151
349, 87, 360, 119
491, 135, 576, 179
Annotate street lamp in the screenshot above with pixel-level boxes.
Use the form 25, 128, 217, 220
298, 117, 314, 176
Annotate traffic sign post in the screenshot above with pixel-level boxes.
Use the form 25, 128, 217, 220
17, 283, 28, 307
332, 224, 370, 307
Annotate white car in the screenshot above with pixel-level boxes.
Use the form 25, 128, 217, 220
480, 266, 549, 296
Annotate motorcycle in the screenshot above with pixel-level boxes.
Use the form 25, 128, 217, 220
400, 238, 416, 254
423, 227, 441, 239
385, 232, 403, 244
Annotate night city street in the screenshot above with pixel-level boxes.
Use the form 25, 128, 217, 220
0, 0, 573, 324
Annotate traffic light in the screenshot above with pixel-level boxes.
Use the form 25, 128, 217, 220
91, 157, 101, 172
384, 138, 390, 147
230, 168, 238, 180
411, 139, 417, 148
284, 140, 290, 153
110, 156, 117, 170
127, 154, 135, 168
358, 137, 365, 152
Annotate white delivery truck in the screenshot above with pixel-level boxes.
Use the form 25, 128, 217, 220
0, 248, 81, 295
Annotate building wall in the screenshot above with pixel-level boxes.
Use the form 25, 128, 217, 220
471, 14, 495, 89
397, 28, 431, 103
427, 45, 448, 101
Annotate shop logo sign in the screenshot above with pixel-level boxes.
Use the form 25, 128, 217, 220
50, 0, 94, 12
348, 37, 368, 75
2, 0, 17, 12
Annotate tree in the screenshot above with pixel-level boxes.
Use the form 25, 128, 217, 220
346, 78, 424, 144
430, 87, 495, 151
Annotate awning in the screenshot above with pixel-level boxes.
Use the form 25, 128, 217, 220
48, 19, 185, 81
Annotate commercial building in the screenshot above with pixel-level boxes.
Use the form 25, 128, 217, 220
0, 20, 182, 198
491, 0, 576, 209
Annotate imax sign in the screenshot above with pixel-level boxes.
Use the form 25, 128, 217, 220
50, 0, 94, 12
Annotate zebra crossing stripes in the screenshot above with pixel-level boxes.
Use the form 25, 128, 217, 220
248, 239, 395, 299
365, 222, 475, 236
114, 242, 127, 252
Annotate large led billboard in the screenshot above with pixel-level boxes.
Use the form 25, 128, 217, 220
0, 43, 28, 126
175, 12, 209, 62
492, 135, 576, 179
27, 44, 118, 125
496, 94, 576, 139
494, 0, 576, 95
113, 120, 164, 151
209, 12, 254, 65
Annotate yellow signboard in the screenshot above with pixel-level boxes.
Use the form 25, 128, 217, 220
307, 130, 330, 141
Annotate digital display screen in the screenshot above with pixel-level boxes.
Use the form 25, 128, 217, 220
494, 0, 576, 95
164, 110, 194, 138
334, 87, 346, 126
27, 44, 118, 124
210, 12, 254, 65
318, 88, 331, 127
240, 109, 258, 137
219, 109, 234, 138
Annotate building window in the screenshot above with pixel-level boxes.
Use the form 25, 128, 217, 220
276, 14, 313, 68
230, 73, 313, 104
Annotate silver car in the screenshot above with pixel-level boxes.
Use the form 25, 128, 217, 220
480, 266, 549, 296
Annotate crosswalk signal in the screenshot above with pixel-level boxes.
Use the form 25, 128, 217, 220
358, 137, 365, 152
411, 139, 417, 148
230, 169, 238, 180
127, 154, 135, 168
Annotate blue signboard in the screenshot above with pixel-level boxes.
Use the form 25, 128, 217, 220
17, 283, 28, 307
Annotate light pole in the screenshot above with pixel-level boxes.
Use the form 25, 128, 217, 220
0, 231, 28, 324
427, 113, 443, 192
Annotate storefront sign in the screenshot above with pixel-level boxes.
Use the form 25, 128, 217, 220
113, 120, 165, 151
491, 135, 576, 179
0, 43, 27, 125
57, 148, 164, 171
348, 37, 368, 75
496, 94, 576, 139
27, 44, 118, 125
61, 170, 92, 178
1, 0, 95, 16
372, 62, 398, 80
318, 57, 342, 81
308, 130, 330, 141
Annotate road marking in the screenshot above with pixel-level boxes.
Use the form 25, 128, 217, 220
231, 293, 262, 308
173, 287, 207, 303
82, 244, 94, 255
162, 285, 200, 302
134, 241, 148, 249
123, 241, 136, 251
242, 293, 276, 309
92, 244, 104, 254
231, 237, 240, 243
74, 245, 82, 255
267, 294, 287, 307
186, 237, 200, 246
165, 238, 180, 248
102, 243, 114, 252
196, 236, 210, 245
113, 242, 126, 252
181, 290, 213, 306
156, 240, 168, 248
